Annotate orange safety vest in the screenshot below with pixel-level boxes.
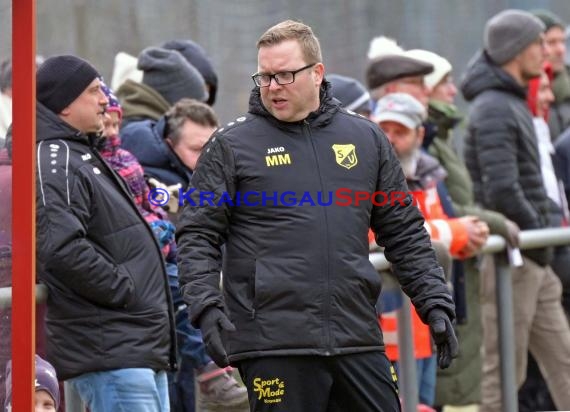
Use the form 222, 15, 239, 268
369, 187, 468, 257
410, 187, 468, 257
373, 185, 468, 361
380, 308, 433, 361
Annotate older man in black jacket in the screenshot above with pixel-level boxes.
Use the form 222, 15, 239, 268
36, 55, 176, 412
462, 9, 570, 412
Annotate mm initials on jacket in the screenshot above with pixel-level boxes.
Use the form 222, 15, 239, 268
265, 146, 292, 167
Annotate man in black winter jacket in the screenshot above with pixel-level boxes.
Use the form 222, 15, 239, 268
177, 20, 458, 412
35, 55, 176, 412
461, 9, 570, 412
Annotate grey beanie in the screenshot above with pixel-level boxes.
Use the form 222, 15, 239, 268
484, 9, 545, 65
161, 39, 218, 106
138, 47, 208, 105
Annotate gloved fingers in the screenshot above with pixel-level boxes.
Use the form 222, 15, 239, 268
436, 325, 459, 369
218, 315, 237, 332
430, 318, 446, 342
437, 343, 454, 369
206, 344, 229, 368
447, 328, 459, 358
204, 330, 229, 367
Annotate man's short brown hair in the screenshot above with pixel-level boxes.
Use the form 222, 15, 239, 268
165, 98, 219, 146
256, 20, 322, 64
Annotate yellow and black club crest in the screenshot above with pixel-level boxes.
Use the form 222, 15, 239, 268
332, 144, 358, 170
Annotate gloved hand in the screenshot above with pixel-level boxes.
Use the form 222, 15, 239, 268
426, 308, 459, 369
197, 307, 236, 367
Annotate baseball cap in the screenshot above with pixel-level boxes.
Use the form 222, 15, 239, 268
372, 93, 426, 129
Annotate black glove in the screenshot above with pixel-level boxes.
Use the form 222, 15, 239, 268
426, 308, 459, 369
197, 307, 236, 367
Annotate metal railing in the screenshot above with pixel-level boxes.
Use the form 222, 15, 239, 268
370, 227, 570, 412
0, 284, 47, 310
2, 227, 570, 412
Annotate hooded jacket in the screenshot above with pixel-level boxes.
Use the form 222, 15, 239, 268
425, 100, 511, 238
116, 79, 170, 127
35, 103, 177, 379
461, 52, 552, 266
120, 116, 193, 187
176, 82, 454, 362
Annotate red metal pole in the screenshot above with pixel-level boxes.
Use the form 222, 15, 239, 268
11, 0, 36, 411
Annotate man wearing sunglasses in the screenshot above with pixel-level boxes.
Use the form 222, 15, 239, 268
177, 19, 457, 412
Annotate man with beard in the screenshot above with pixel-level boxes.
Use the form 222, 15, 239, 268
461, 9, 570, 411
374, 92, 487, 409
374, 93, 488, 261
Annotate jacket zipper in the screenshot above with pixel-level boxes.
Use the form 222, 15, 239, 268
250, 263, 256, 319
303, 120, 332, 355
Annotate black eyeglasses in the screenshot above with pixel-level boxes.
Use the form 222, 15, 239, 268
251, 63, 317, 87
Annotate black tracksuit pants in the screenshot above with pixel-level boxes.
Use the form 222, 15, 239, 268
237, 351, 401, 412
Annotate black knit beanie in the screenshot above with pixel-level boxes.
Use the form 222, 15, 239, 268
37, 55, 100, 114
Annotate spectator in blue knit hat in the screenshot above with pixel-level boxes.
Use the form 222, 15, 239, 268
4, 355, 60, 411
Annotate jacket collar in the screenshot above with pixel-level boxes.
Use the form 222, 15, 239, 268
461, 51, 528, 102
36, 101, 94, 146
247, 80, 341, 131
